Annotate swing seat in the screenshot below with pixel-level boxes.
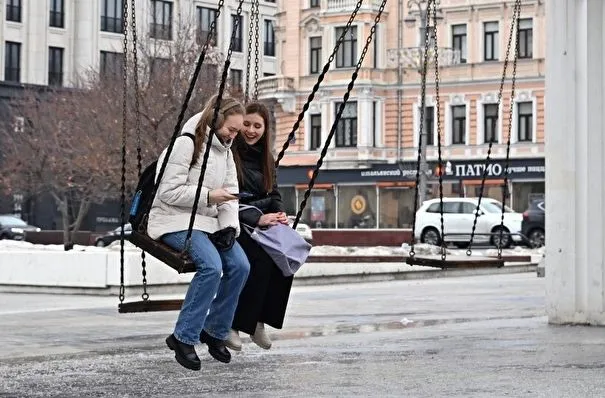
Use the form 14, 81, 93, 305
129, 230, 196, 273
118, 299, 185, 313
405, 254, 505, 269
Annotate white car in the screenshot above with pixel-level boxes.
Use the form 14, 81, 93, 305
413, 197, 523, 248
287, 216, 313, 244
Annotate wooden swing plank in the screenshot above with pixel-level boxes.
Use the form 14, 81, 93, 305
405, 255, 505, 269
129, 230, 196, 273
118, 299, 184, 313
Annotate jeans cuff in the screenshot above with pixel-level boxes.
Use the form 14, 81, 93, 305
174, 332, 198, 346
204, 328, 226, 341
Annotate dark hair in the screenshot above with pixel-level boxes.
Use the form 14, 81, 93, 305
191, 94, 244, 166
233, 101, 275, 193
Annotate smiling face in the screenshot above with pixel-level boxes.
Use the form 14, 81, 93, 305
242, 112, 265, 145
217, 114, 244, 143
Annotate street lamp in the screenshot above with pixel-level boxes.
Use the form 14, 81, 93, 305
403, 0, 443, 207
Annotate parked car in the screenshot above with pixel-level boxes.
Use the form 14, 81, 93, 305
0, 215, 41, 240
413, 197, 523, 248
95, 223, 132, 247
287, 216, 313, 244
521, 200, 545, 248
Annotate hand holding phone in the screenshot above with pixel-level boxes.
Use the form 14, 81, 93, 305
232, 191, 255, 199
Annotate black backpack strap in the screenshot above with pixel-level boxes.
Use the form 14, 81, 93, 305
182, 132, 195, 142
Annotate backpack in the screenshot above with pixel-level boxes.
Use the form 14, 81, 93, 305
129, 133, 195, 232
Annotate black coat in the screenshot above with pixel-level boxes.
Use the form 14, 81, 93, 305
236, 137, 284, 226
231, 136, 292, 335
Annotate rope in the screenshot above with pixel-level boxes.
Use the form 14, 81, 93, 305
292, 0, 387, 229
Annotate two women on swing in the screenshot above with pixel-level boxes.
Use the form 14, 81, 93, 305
146, 94, 293, 371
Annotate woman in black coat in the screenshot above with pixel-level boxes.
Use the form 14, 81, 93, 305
229, 101, 292, 351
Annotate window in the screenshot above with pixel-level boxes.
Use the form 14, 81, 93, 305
150, 0, 172, 41
6, 0, 21, 22
517, 102, 533, 142
231, 14, 243, 52
483, 104, 499, 143
335, 101, 357, 147
48, 47, 64, 86
484, 21, 498, 61
451, 105, 466, 145
197, 7, 218, 45
310, 114, 321, 150
336, 26, 357, 68
426, 202, 459, 213
100, 51, 124, 79
230, 68, 242, 90
518, 18, 533, 59
309, 37, 322, 74
4, 42, 21, 82
452, 24, 467, 63
101, 0, 123, 33
310, 0, 320, 7
49, 0, 64, 28
264, 20, 275, 56
419, 106, 434, 146
372, 101, 377, 147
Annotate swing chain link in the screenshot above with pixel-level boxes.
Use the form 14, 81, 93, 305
274, 0, 363, 168
430, 1, 446, 261
499, 0, 522, 259
408, 0, 435, 260
293, 0, 386, 229
467, 0, 521, 257
130, 0, 148, 301
119, 0, 130, 305
184, 0, 244, 252
244, 0, 257, 102
253, 0, 260, 100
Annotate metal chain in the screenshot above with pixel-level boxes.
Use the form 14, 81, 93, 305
274, 0, 363, 168
467, 0, 521, 256
118, 0, 129, 305
253, 0, 260, 100
293, 0, 387, 229
244, 0, 257, 102
183, 0, 244, 253
408, 0, 435, 259
143, 1, 224, 227
430, 0, 446, 261
498, 0, 521, 259
129, 0, 148, 301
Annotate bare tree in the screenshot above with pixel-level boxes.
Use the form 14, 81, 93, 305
0, 21, 224, 249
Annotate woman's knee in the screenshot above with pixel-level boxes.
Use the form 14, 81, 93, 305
229, 243, 251, 278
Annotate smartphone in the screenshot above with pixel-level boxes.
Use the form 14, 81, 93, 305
232, 192, 255, 199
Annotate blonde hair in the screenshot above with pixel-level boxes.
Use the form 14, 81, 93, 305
191, 94, 244, 165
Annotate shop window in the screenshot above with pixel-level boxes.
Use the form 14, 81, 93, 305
279, 186, 298, 216
512, 181, 544, 212
296, 186, 336, 228
338, 186, 377, 228
469, 184, 507, 203
379, 187, 415, 228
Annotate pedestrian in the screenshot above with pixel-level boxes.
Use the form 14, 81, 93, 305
146, 94, 250, 371
228, 101, 292, 351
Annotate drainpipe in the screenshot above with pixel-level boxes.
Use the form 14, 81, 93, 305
396, 0, 403, 162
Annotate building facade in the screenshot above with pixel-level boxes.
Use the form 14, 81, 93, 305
261, 0, 545, 230
0, 0, 277, 230
1, 0, 277, 88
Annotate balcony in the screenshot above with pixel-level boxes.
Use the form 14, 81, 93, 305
324, 0, 382, 13
257, 76, 296, 112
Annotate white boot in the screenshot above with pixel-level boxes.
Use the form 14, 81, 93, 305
225, 329, 242, 351
250, 322, 272, 350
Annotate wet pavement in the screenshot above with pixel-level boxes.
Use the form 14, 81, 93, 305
1, 274, 604, 397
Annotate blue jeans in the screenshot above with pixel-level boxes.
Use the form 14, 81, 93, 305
162, 230, 250, 345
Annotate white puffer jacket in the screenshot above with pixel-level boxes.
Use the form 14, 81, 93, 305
147, 113, 240, 240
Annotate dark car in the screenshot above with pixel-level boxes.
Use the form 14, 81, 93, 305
521, 200, 545, 248
95, 224, 132, 247
0, 215, 41, 240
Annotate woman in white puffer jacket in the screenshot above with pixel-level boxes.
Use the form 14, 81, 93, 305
147, 95, 250, 372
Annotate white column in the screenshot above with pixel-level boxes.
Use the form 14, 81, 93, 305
545, 0, 605, 325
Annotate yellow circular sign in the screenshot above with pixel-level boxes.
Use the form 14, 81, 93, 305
351, 195, 367, 215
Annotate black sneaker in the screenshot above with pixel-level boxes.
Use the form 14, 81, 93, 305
200, 330, 231, 363
165, 334, 201, 371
